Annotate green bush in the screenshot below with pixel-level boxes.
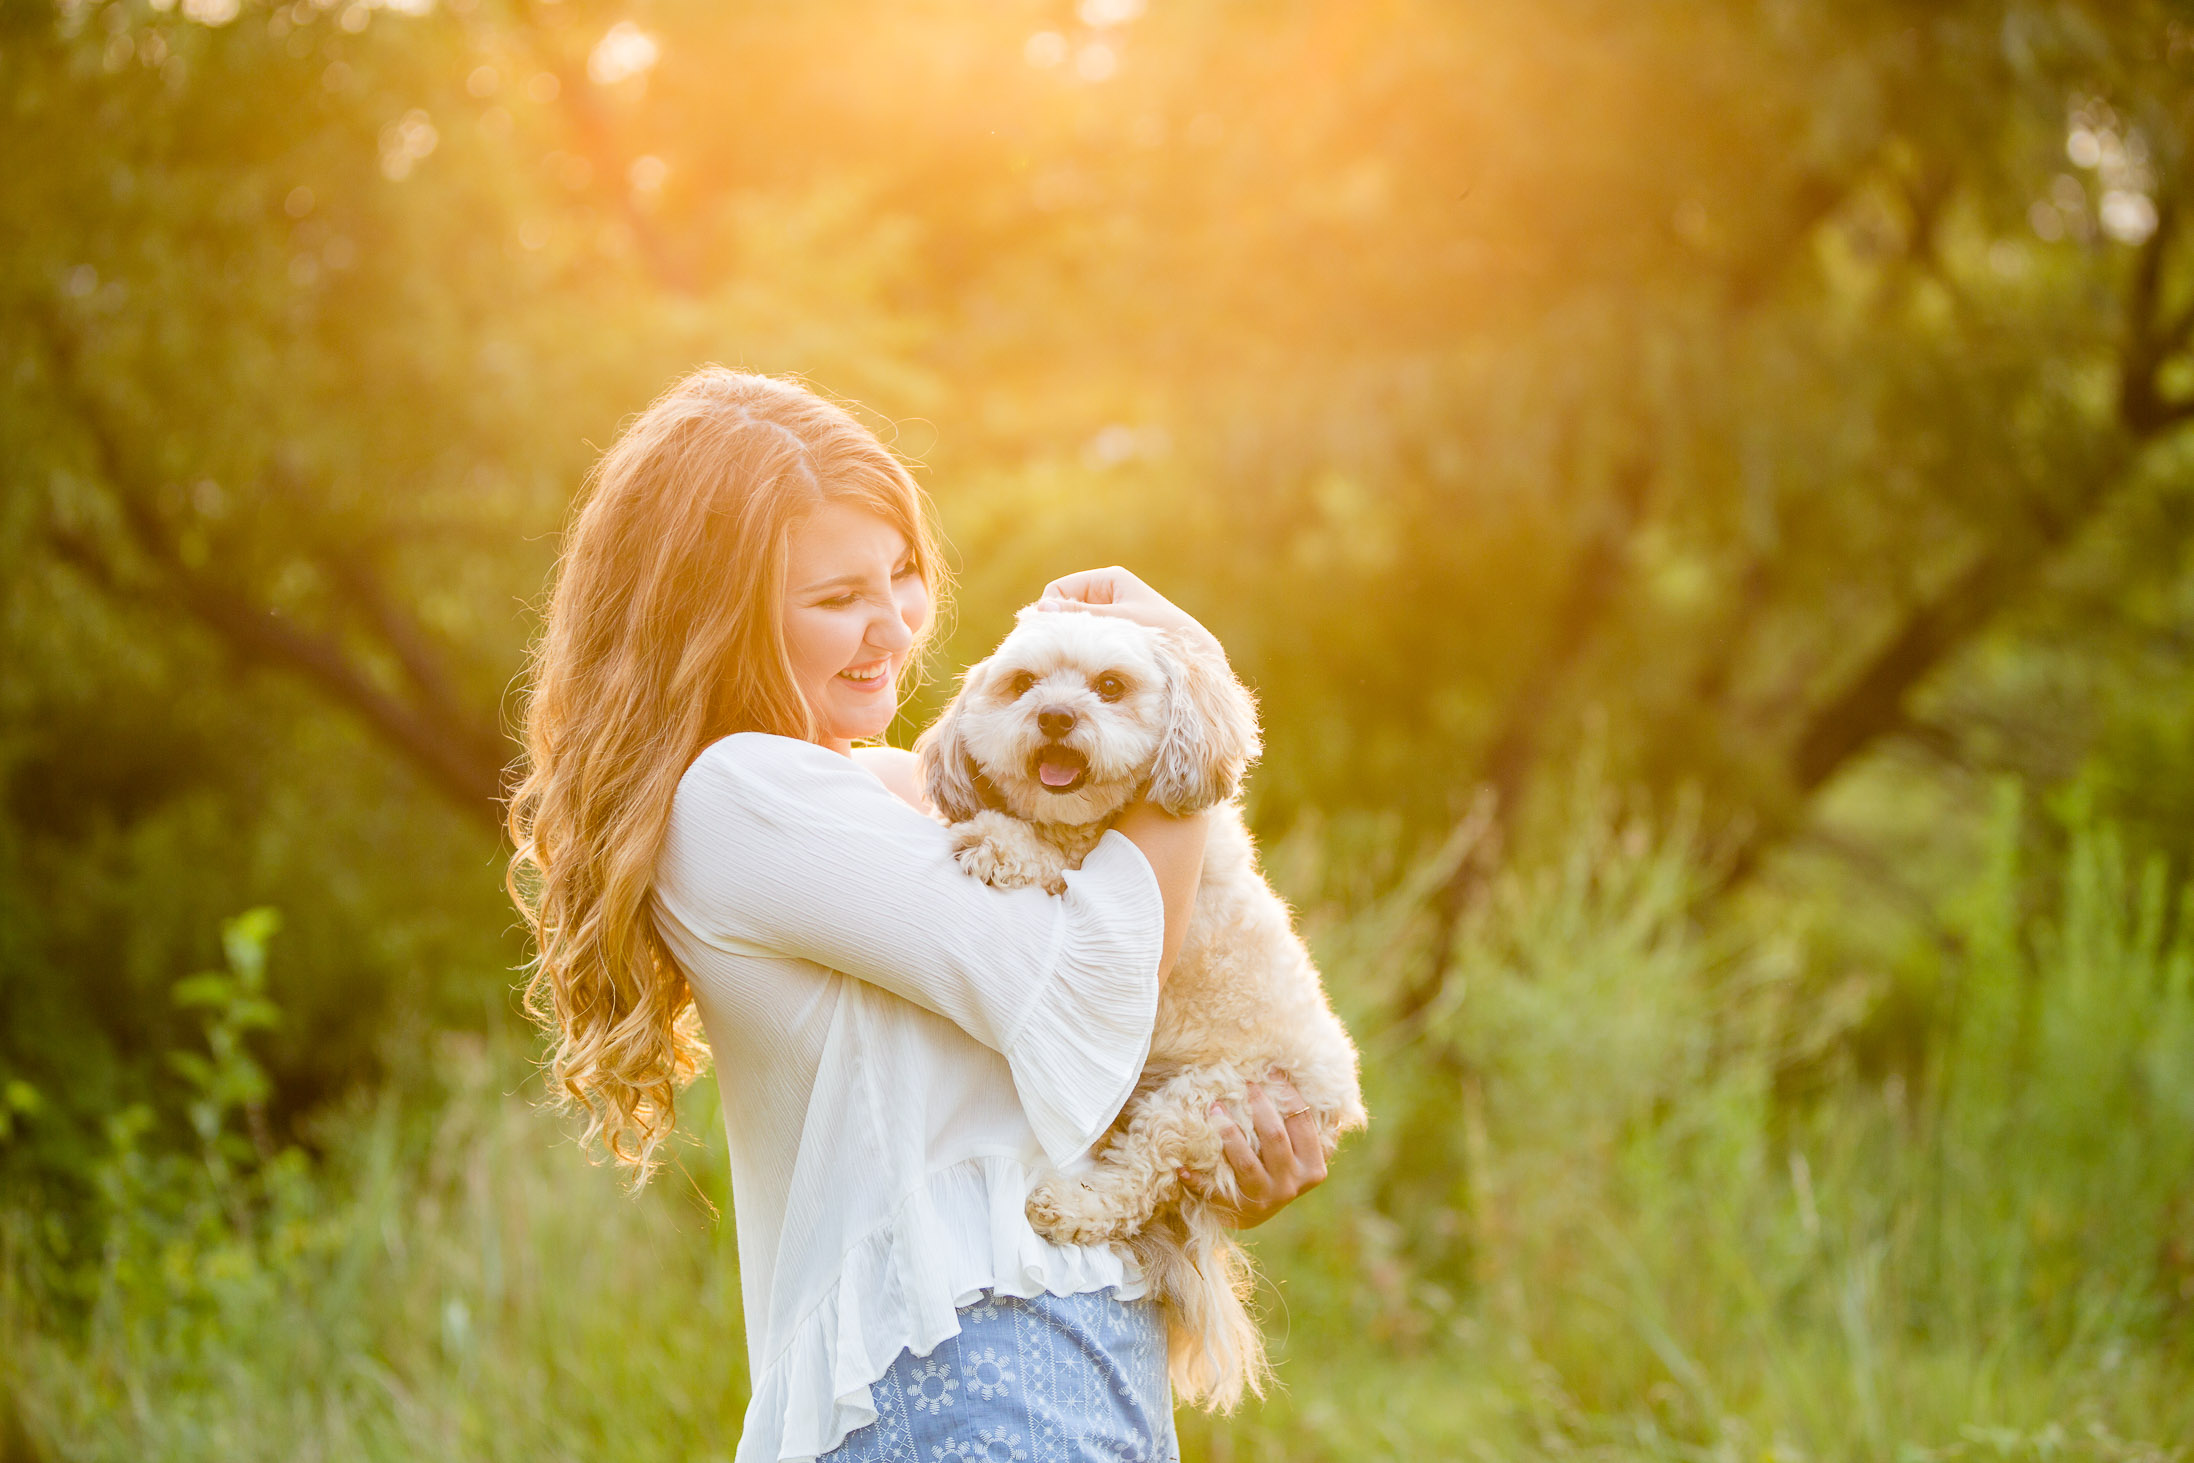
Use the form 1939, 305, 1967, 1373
5, 911, 746, 1463
8, 796, 2193, 1462
1193, 787, 2194, 1462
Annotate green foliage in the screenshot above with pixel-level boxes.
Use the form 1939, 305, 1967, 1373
11, 803, 2194, 1460
6, 916, 746, 1461
6, 0, 2194, 1457
166, 908, 282, 1163
1196, 795, 2194, 1462
7, 0, 2194, 1185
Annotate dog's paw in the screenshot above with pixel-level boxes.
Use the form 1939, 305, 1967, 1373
951, 811, 1069, 891
1026, 1176, 1131, 1246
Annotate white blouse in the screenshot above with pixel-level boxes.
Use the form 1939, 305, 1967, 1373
649, 733, 1166, 1463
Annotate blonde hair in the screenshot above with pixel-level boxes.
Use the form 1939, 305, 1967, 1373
506, 368, 945, 1178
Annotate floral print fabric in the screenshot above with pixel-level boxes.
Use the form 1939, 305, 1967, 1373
816, 1289, 1176, 1463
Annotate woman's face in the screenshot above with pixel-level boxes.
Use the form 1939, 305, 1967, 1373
780, 501, 931, 752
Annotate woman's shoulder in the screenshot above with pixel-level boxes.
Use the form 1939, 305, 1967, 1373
687, 730, 838, 780
684, 735, 928, 809
658, 734, 951, 925
850, 745, 928, 813
663, 737, 861, 899
676, 733, 855, 822
676, 733, 922, 828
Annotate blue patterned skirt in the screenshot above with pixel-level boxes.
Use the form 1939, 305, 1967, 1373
817, 1288, 1177, 1463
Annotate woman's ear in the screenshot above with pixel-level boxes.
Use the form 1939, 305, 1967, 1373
916, 665, 989, 822
1148, 633, 1261, 814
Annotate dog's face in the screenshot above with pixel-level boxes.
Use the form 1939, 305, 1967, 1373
918, 609, 1259, 827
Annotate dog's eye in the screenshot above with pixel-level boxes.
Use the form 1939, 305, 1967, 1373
1007, 671, 1038, 698
1094, 673, 1127, 703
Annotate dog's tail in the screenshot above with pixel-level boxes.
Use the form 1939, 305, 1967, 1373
1132, 1202, 1272, 1412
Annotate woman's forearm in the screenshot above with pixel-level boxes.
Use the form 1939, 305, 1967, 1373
1113, 802, 1208, 983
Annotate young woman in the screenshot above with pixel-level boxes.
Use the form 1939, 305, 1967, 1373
507, 369, 1329, 1463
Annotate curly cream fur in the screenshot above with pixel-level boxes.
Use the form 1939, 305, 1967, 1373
917, 609, 1367, 1411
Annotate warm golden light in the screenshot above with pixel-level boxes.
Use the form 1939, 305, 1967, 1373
7, 1, 2194, 1457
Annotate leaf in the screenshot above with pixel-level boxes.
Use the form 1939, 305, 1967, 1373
166, 1051, 214, 1087
221, 907, 283, 988
230, 998, 283, 1032
173, 973, 235, 1008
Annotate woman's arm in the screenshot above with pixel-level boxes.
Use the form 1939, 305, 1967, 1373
850, 744, 1206, 982
851, 744, 927, 811
1036, 565, 1226, 662
659, 734, 1169, 1166
1112, 801, 1208, 983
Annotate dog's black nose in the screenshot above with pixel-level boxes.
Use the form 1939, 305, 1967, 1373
1037, 706, 1077, 739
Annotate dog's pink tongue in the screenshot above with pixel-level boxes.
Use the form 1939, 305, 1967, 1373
1039, 757, 1079, 787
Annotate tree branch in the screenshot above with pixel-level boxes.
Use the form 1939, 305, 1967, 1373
1719, 191, 2193, 887
32, 305, 510, 823
1786, 550, 2007, 796
1399, 167, 1870, 1019
1406, 451, 1653, 1011
318, 546, 504, 771
170, 562, 508, 812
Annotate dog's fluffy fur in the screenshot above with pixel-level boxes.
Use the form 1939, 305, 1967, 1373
916, 607, 1367, 1410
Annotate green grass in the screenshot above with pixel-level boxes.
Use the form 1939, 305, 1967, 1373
7, 789, 2193, 1461
6, 1031, 748, 1462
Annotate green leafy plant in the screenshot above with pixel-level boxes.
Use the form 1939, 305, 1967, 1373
167, 908, 285, 1191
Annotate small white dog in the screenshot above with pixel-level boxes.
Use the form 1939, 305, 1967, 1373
917, 606, 1367, 1410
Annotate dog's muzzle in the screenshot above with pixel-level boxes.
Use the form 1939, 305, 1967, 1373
1031, 744, 1089, 793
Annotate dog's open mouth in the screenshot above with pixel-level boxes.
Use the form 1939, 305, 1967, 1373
1032, 746, 1089, 793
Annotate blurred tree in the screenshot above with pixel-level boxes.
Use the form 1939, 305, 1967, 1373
7, 0, 2194, 1144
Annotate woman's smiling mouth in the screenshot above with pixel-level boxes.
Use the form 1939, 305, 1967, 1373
838, 659, 893, 690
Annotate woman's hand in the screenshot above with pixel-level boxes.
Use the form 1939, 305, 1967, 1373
1179, 1076, 1330, 1229
1035, 566, 1224, 661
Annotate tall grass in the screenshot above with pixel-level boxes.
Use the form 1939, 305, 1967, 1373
7, 791, 2193, 1462
4, 920, 748, 1462
1195, 785, 2194, 1462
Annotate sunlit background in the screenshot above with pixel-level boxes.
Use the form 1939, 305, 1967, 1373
6, 1, 2194, 1458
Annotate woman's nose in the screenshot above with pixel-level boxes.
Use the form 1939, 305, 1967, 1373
869, 603, 915, 652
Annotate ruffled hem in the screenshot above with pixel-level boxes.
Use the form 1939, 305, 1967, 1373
1005, 830, 1164, 1169
737, 1154, 1148, 1463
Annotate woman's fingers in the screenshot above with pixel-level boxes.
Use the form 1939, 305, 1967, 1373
1035, 599, 1141, 622
1033, 568, 1222, 653
1244, 1081, 1292, 1181
1040, 566, 1142, 606
1264, 1076, 1328, 1188
1210, 1100, 1266, 1198
1189, 1080, 1331, 1230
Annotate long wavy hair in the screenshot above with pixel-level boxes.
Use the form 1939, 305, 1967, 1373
506, 368, 946, 1179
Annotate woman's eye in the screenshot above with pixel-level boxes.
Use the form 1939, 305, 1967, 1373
820, 594, 857, 609
892, 560, 918, 580
1095, 674, 1126, 702
1008, 672, 1038, 697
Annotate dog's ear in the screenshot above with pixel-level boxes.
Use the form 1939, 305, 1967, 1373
1148, 632, 1261, 814
916, 665, 990, 822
